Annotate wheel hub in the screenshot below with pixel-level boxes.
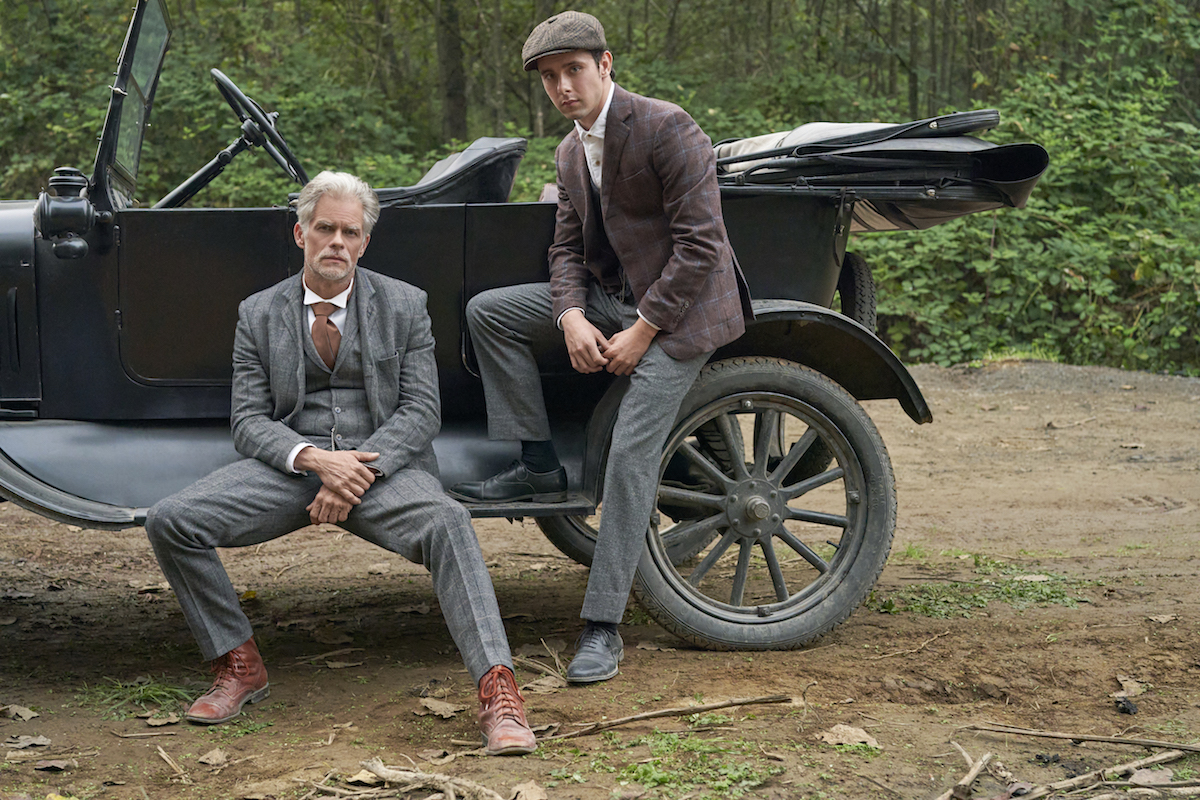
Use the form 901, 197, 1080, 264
725, 479, 785, 541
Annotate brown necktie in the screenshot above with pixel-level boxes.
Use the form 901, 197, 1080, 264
310, 302, 341, 369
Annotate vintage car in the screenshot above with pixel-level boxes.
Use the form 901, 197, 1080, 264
1, 0, 1046, 650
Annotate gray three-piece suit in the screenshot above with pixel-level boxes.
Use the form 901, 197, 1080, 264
146, 268, 510, 682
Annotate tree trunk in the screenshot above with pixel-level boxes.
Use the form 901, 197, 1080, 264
908, 0, 919, 119
531, 0, 554, 137
435, 0, 468, 141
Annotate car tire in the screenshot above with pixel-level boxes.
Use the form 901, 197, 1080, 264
836, 251, 877, 332
632, 356, 895, 650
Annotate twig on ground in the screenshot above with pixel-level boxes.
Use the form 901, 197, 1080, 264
362, 757, 504, 800
110, 730, 177, 738
274, 555, 308, 579
541, 638, 565, 674
155, 744, 190, 783
860, 774, 904, 796
542, 694, 793, 741
949, 740, 974, 769
868, 630, 951, 660
513, 654, 561, 678
935, 751, 991, 800
969, 722, 1200, 753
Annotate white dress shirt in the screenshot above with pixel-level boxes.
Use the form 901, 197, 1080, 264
286, 277, 353, 473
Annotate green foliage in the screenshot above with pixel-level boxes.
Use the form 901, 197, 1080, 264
871, 555, 1093, 618
858, 1, 1200, 374
619, 731, 782, 798
2, 0, 1199, 370
75, 675, 193, 719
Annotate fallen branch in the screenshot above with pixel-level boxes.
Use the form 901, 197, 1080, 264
542, 694, 792, 741
859, 774, 904, 796
512, 655, 561, 678
156, 744, 190, 784
110, 730, 177, 739
868, 630, 951, 660
362, 757, 504, 800
1019, 750, 1186, 800
969, 722, 1200, 753
935, 751, 992, 800
949, 740, 974, 769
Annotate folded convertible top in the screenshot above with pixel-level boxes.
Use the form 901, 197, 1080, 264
715, 110, 1049, 233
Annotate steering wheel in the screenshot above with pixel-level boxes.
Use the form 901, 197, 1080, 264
211, 68, 309, 186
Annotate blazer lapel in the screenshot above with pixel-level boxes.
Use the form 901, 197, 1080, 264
352, 269, 382, 427
600, 85, 633, 213
273, 273, 306, 423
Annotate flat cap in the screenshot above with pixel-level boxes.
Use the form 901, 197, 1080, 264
522, 11, 606, 71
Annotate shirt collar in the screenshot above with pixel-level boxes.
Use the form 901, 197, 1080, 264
303, 275, 354, 309
574, 81, 616, 143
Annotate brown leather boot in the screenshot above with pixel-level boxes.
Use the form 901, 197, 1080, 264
477, 665, 536, 756
185, 637, 270, 724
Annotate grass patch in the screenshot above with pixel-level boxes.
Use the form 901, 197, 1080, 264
871, 555, 1094, 619
76, 675, 194, 720
892, 542, 930, 563
615, 730, 783, 798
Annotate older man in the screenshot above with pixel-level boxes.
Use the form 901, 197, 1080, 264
146, 171, 535, 755
451, 13, 753, 683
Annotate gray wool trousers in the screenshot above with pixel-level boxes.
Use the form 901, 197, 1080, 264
145, 458, 511, 684
466, 282, 709, 623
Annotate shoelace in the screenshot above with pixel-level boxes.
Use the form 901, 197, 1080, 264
576, 625, 611, 651
206, 651, 249, 695
480, 669, 524, 721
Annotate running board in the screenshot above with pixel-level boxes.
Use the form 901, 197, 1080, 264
460, 493, 595, 519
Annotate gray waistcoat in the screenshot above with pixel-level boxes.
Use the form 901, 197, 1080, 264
292, 299, 373, 451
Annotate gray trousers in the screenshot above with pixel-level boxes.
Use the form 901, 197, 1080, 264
467, 282, 709, 623
145, 458, 511, 684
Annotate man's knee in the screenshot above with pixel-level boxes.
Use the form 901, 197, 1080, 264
465, 290, 501, 329
145, 496, 186, 544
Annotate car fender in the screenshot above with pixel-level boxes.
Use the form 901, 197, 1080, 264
576, 299, 930, 501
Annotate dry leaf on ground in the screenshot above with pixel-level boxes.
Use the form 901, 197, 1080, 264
198, 748, 228, 766
636, 642, 678, 652
324, 661, 363, 669
346, 769, 383, 786
146, 713, 180, 727
415, 698, 466, 719
1148, 614, 1178, 623
417, 748, 456, 765
815, 724, 879, 748
4, 735, 51, 749
509, 780, 548, 800
2, 704, 38, 721
522, 674, 568, 694
1113, 674, 1150, 698
34, 759, 75, 771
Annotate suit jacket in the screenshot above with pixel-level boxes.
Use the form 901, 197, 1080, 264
548, 84, 753, 360
229, 267, 441, 479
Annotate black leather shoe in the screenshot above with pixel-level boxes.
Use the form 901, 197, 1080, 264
565, 623, 624, 684
449, 461, 568, 503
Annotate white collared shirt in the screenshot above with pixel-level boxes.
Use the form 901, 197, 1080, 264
575, 81, 616, 191
287, 276, 354, 473
303, 275, 353, 333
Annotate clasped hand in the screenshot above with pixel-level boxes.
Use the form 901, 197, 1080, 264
562, 310, 656, 377
294, 447, 380, 524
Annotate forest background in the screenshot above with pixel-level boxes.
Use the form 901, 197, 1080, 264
2, 0, 1198, 372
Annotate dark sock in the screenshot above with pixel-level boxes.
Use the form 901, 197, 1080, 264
586, 620, 618, 635
521, 440, 560, 473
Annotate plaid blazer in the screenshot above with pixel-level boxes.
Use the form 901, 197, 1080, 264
548, 84, 753, 360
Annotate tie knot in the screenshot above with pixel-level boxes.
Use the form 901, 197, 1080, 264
311, 301, 338, 319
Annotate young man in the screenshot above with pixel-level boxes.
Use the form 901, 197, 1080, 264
146, 171, 536, 755
451, 13, 752, 683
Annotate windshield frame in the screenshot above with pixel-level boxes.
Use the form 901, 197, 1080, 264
90, 0, 172, 213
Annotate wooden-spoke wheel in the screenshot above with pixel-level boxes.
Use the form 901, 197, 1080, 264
633, 357, 895, 650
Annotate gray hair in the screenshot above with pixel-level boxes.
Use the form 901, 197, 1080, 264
294, 171, 381, 235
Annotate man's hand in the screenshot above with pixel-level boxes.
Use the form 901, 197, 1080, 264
306, 485, 353, 525
561, 309, 610, 373
294, 448, 379, 505
601, 317, 658, 376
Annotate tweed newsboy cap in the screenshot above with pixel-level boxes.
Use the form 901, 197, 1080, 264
521, 11, 607, 71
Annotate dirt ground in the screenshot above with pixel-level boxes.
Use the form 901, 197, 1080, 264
2, 360, 1199, 800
